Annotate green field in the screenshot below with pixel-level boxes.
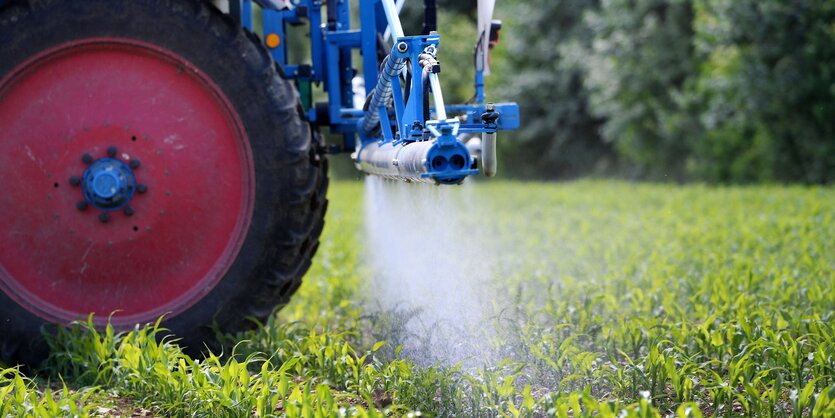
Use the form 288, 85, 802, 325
3, 181, 835, 417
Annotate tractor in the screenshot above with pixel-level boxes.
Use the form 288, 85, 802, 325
0, 0, 518, 365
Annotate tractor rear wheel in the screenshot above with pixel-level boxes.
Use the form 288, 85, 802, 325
0, 0, 328, 365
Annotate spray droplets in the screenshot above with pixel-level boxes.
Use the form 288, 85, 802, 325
363, 177, 498, 368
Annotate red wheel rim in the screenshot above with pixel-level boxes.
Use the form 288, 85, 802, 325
0, 39, 255, 326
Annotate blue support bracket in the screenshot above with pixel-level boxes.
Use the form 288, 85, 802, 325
229, 0, 254, 31
447, 102, 520, 131
398, 35, 441, 142
252, 0, 521, 182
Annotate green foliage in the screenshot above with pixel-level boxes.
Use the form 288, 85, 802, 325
692, 0, 835, 183
497, 0, 616, 179
567, 0, 701, 179
488, 0, 835, 182
6, 181, 835, 417
37, 316, 392, 417
0, 368, 98, 417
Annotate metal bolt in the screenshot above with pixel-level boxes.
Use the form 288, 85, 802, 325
82, 153, 93, 164
107, 146, 118, 158
129, 159, 141, 169
396, 42, 408, 53
76, 200, 89, 211
486, 102, 496, 112
137, 184, 148, 194
99, 213, 110, 223
124, 206, 135, 217
68, 176, 81, 186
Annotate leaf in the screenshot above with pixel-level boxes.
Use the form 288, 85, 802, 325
522, 384, 535, 411
710, 331, 724, 347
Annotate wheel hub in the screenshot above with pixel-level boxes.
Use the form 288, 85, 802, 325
82, 158, 137, 210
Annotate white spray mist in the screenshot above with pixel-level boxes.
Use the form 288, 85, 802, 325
363, 176, 499, 368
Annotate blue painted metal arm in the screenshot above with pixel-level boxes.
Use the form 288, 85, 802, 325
228, 0, 521, 183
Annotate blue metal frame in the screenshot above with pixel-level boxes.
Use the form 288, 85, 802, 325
246, 0, 519, 150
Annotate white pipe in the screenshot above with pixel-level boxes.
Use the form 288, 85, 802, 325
481, 131, 497, 177
381, 0, 405, 41
428, 73, 447, 120
212, 0, 229, 13
477, 0, 497, 75
383, 0, 407, 42
255, 0, 293, 10
481, 103, 498, 177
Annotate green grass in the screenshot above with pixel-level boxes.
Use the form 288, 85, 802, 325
2, 181, 834, 417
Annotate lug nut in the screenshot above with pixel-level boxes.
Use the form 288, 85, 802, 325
124, 206, 135, 217
137, 184, 148, 194
76, 200, 89, 211
129, 159, 141, 169
107, 146, 118, 158
99, 213, 110, 223
68, 176, 81, 186
82, 153, 93, 164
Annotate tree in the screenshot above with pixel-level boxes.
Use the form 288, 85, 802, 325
498, 0, 615, 179
569, 0, 702, 180
693, 0, 835, 183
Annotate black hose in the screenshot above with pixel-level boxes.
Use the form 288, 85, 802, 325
404, 68, 412, 104
422, 0, 437, 35
376, 32, 391, 65
421, 68, 431, 121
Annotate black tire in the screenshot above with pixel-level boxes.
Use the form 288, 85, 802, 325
0, 0, 328, 365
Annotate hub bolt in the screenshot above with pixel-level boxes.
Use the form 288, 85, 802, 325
107, 146, 118, 158
124, 206, 135, 217
137, 184, 148, 194
99, 213, 110, 223
129, 159, 141, 169
68, 176, 81, 186
82, 153, 93, 164
76, 200, 89, 211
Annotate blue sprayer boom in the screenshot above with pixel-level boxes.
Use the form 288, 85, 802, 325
0, 0, 518, 365
248, 0, 519, 184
